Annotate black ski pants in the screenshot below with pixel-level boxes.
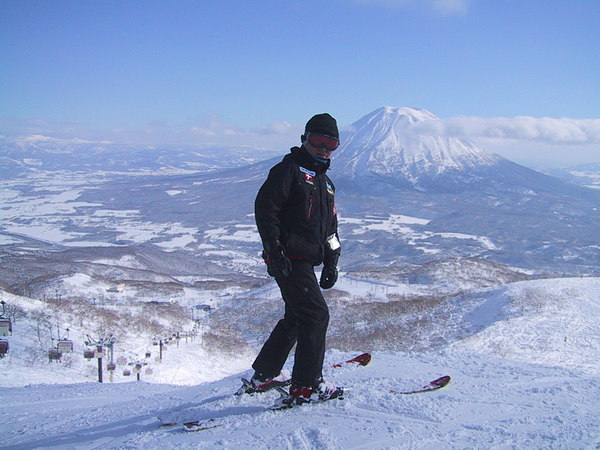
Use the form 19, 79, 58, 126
252, 259, 329, 387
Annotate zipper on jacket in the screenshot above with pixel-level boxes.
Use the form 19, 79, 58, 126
307, 192, 315, 219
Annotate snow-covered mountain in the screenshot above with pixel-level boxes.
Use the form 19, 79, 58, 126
336, 107, 500, 189
334, 107, 591, 195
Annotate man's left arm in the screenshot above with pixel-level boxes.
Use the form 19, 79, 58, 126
320, 195, 340, 289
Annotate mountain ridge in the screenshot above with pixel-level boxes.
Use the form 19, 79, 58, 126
332, 107, 598, 198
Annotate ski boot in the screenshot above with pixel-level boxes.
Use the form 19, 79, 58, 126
272, 380, 344, 409
236, 372, 291, 395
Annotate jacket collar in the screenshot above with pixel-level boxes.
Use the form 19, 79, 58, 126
289, 146, 330, 174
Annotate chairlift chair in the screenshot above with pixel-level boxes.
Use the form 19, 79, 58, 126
57, 340, 73, 353
123, 369, 131, 376
0, 318, 11, 337
117, 356, 127, 365
0, 339, 8, 357
83, 349, 95, 359
48, 348, 61, 361
107, 362, 116, 371
145, 367, 153, 375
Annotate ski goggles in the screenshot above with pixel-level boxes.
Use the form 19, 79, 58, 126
306, 132, 340, 151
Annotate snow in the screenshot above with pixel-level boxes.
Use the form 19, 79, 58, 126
0, 175, 200, 251
1, 277, 599, 448
204, 225, 260, 243
340, 214, 498, 255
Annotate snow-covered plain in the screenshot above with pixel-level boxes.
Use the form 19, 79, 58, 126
1, 277, 599, 449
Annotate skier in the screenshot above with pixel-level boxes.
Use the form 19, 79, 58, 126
248, 113, 343, 406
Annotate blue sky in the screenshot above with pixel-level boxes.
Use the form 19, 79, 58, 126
1, 0, 599, 167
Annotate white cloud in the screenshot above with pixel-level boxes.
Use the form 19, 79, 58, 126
256, 121, 295, 136
412, 116, 600, 167
0, 113, 301, 150
187, 113, 243, 138
405, 115, 600, 167
411, 116, 600, 145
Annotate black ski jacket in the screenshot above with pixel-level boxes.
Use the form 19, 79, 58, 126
255, 146, 340, 267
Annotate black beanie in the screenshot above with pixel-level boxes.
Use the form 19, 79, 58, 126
304, 113, 339, 139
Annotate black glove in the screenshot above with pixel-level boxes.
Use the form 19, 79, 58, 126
263, 241, 292, 278
319, 265, 338, 289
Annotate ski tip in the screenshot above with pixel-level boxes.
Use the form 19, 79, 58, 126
332, 352, 372, 368
431, 375, 451, 387
356, 352, 372, 366
389, 375, 452, 395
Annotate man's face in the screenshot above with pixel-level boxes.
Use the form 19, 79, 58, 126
303, 132, 339, 160
304, 140, 334, 160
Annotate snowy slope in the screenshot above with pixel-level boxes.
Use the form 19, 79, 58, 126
1, 277, 599, 449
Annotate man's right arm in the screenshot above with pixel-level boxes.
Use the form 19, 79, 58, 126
255, 163, 293, 277
255, 163, 292, 245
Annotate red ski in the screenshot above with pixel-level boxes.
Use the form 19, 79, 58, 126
331, 352, 372, 368
182, 419, 221, 432
390, 375, 451, 395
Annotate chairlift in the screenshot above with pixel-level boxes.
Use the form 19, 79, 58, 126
145, 368, 153, 375
145, 351, 151, 358
132, 363, 142, 374
48, 348, 61, 361
83, 349, 95, 359
0, 318, 11, 337
123, 369, 131, 376
0, 339, 8, 357
107, 362, 116, 371
117, 356, 127, 365
95, 349, 105, 358
57, 340, 74, 354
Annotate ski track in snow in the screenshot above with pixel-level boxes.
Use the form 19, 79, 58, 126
1, 278, 599, 449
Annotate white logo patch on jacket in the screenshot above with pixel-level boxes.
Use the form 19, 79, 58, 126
299, 166, 316, 185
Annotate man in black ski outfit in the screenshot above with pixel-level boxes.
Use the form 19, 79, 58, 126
249, 113, 342, 404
